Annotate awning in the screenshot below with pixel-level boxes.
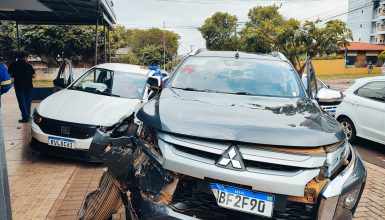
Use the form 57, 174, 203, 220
0, 0, 116, 27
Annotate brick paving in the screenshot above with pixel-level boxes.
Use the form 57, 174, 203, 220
353, 162, 385, 220
1, 88, 385, 220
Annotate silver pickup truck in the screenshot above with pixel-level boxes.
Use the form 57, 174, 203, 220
79, 50, 366, 220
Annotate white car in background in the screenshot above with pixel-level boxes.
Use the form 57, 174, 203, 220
31, 63, 162, 161
336, 76, 385, 144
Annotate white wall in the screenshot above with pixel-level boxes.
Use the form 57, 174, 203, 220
347, 0, 374, 43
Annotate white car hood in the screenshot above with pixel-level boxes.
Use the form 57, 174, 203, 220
36, 89, 141, 126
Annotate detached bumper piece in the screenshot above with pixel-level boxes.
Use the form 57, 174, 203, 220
78, 171, 123, 220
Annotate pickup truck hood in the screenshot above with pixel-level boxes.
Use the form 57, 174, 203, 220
137, 88, 345, 147
36, 89, 140, 126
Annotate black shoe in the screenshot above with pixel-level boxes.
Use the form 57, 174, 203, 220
18, 119, 29, 123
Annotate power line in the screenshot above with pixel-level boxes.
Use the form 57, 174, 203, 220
314, 2, 374, 22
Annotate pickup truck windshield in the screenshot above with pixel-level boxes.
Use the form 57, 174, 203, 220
170, 57, 305, 98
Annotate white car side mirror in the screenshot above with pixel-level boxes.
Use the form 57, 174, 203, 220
316, 88, 343, 105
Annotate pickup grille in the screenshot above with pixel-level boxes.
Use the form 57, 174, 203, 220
38, 117, 97, 139
171, 142, 301, 173
171, 178, 315, 220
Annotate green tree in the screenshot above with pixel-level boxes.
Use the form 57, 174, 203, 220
129, 28, 180, 61
139, 44, 163, 66
198, 12, 239, 50
110, 25, 131, 54
111, 53, 139, 64
201, 5, 353, 74
240, 5, 285, 53
379, 50, 385, 60
20, 25, 97, 65
0, 21, 18, 61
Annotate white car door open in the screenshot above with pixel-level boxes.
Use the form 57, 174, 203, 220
353, 81, 385, 143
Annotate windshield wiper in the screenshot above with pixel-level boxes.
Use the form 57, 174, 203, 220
233, 91, 255, 96
69, 86, 83, 91
172, 87, 201, 91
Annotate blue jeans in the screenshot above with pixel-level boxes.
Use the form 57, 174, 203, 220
15, 88, 34, 120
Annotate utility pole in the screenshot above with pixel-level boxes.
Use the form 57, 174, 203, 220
95, 17, 99, 65
163, 21, 166, 69
0, 113, 12, 220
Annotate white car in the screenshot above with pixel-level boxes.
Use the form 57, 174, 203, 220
336, 76, 385, 144
31, 63, 161, 161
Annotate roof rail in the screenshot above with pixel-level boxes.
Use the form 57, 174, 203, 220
270, 51, 289, 62
190, 48, 208, 56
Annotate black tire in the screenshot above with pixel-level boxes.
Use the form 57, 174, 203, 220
338, 117, 357, 143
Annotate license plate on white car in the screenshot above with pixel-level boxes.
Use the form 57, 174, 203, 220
48, 136, 75, 149
210, 183, 274, 218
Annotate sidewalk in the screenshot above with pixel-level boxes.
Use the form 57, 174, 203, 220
1, 89, 384, 219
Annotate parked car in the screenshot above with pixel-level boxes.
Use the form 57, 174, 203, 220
79, 51, 366, 220
336, 76, 385, 144
302, 75, 339, 116
31, 63, 166, 162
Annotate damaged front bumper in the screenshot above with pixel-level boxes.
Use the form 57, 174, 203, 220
129, 136, 366, 220
30, 128, 111, 162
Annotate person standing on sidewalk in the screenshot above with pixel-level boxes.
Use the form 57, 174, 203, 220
368, 61, 374, 75
8, 52, 36, 123
0, 57, 12, 107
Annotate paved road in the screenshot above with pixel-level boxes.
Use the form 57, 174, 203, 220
354, 139, 385, 169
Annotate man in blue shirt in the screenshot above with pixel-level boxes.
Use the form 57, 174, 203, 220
0, 57, 12, 107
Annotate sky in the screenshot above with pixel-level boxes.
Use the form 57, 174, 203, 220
113, 0, 348, 55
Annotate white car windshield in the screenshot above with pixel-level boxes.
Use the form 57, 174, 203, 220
170, 57, 304, 98
70, 68, 147, 99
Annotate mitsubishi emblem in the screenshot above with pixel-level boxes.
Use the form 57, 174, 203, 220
216, 145, 245, 170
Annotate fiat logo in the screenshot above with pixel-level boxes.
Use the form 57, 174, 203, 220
60, 126, 71, 135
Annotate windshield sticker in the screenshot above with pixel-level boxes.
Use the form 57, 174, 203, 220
182, 65, 197, 74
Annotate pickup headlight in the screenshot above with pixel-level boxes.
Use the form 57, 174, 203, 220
333, 182, 364, 219
321, 140, 351, 178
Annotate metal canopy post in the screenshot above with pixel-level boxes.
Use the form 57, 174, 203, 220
0, 113, 12, 220
95, 17, 99, 65
108, 28, 111, 63
103, 24, 107, 63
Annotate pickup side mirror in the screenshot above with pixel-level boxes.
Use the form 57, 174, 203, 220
147, 75, 163, 91
316, 88, 343, 105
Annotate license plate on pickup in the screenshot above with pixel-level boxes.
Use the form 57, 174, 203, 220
210, 183, 274, 218
48, 136, 75, 149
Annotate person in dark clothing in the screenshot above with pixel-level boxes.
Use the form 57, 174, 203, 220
8, 52, 36, 123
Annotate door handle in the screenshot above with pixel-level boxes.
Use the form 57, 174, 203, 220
351, 101, 359, 106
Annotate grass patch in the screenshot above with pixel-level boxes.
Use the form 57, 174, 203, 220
33, 80, 53, 87
318, 74, 382, 80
